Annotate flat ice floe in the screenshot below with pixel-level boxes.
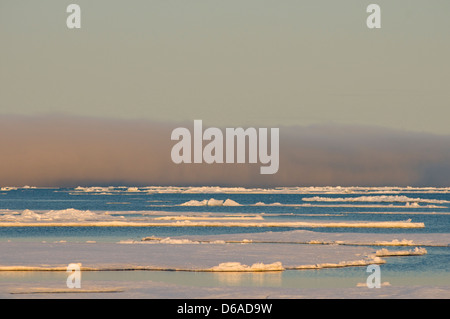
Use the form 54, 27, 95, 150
0, 209, 124, 223
0, 206, 426, 228
180, 198, 241, 206
153, 230, 450, 247
0, 209, 425, 228
154, 215, 264, 221
375, 247, 427, 257
0, 241, 383, 272
176, 198, 443, 208
0, 231, 433, 273
68, 186, 450, 195
302, 195, 450, 204
209, 262, 285, 272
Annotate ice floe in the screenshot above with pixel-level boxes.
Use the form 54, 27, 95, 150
302, 195, 450, 204
0, 241, 380, 272
375, 247, 427, 257
156, 230, 449, 247
0, 215, 425, 228
177, 198, 444, 209
209, 262, 284, 272
69, 186, 450, 195
180, 198, 241, 206
0, 209, 124, 223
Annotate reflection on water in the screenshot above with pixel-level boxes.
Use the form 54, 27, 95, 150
1, 265, 448, 291
212, 271, 282, 287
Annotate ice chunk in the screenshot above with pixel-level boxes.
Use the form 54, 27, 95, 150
222, 199, 241, 206
375, 247, 427, 257
207, 198, 224, 206
209, 262, 284, 272
179, 198, 241, 206
180, 200, 208, 206
303, 195, 450, 204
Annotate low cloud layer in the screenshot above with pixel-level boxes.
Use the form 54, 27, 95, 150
0, 115, 449, 187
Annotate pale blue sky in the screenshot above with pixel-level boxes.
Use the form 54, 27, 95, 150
1, 0, 450, 133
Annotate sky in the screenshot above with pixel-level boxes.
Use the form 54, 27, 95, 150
1, 115, 449, 187
0, 1, 449, 186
